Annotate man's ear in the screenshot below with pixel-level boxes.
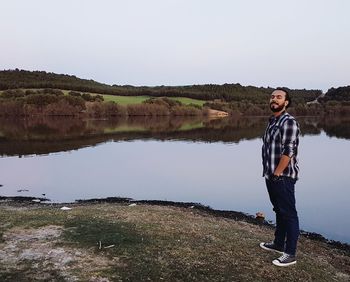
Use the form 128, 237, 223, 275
285, 101, 289, 107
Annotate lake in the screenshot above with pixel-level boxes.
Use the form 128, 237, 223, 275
0, 116, 349, 243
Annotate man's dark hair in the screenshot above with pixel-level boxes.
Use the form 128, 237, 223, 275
275, 87, 291, 108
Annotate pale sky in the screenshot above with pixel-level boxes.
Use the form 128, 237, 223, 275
1, 0, 349, 91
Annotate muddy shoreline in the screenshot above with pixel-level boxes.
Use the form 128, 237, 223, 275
1, 195, 349, 254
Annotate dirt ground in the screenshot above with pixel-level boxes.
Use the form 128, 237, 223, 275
0, 201, 349, 281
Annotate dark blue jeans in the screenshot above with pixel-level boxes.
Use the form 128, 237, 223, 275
265, 177, 299, 255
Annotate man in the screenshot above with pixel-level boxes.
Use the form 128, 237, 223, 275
260, 88, 300, 267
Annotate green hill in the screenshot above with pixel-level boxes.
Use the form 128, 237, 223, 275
0, 69, 322, 104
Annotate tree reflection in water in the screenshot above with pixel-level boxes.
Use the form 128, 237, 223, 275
0, 116, 349, 157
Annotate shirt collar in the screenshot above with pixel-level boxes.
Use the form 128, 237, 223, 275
269, 110, 287, 123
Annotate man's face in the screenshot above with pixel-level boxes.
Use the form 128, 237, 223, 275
269, 90, 288, 113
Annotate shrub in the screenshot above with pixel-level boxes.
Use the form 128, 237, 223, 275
144, 97, 182, 108
95, 94, 104, 102
170, 105, 202, 116
0, 100, 25, 116
62, 95, 86, 111
25, 94, 60, 106
127, 103, 170, 116
1, 89, 25, 99
102, 102, 126, 116
82, 93, 94, 102
40, 88, 64, 96
86, 102, 103, 117
44, 99, 80, 116
188, 103, 202, 110
68, 91, 82, 97
25, 90, 36, 95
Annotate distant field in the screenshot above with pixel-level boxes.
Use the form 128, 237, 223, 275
102, 95, 151, 105
34, 90, 207, 106
61, 90, 207, 106
102, 94, 206, 106
0, 89, 206, 106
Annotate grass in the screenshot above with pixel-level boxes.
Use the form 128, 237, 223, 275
100, 94, 206, 106
102, 94, 151, 105
8, 88, 207, 106
0, 202, 349, 281
168, 97, 206, 106
62, 217, 145, 251
71, 88, 208, 106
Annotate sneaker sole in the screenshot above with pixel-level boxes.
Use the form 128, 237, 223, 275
259, 243, 284, 254
272, 259, 297, 267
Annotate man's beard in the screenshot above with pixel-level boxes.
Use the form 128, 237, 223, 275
270, 103, 285, 113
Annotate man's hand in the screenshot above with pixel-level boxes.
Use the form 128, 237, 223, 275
273, 155, 291, 177
270, 174, 282, 181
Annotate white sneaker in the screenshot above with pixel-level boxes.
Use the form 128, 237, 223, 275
272, 253, 297, 267
259, 242, 284, 254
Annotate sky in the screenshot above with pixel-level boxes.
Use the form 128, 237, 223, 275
1, 0, 349, 91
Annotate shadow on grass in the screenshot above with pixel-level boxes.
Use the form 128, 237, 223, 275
61, 218, 170, 280
62, 218, 146, 253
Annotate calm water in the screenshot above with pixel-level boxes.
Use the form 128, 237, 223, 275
0, 116, 350, 243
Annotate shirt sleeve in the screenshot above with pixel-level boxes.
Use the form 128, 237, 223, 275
281, 118, 299, 158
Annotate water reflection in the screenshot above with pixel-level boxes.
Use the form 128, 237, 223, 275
1, 116, 350, 157
1, 116, 350, 243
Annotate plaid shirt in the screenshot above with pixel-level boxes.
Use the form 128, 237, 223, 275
262, 111, 300, 179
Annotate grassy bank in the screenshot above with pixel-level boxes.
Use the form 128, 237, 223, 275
3, 89, 206, 106
0, 202, 349, 281
0, 89, 208, 117
102, 94, 206, 106
61, 90, 206, 106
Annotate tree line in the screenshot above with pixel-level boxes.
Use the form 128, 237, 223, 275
0, 69, 323, 104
